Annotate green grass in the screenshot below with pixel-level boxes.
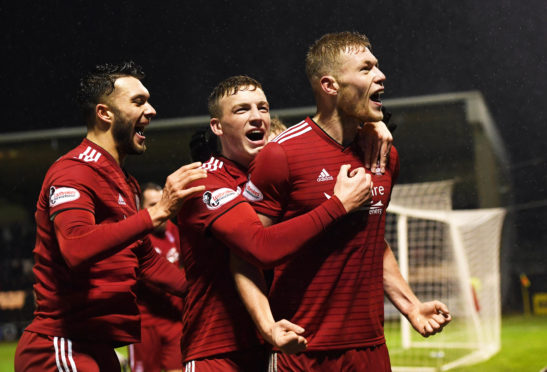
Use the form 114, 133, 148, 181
1, 315, 546, 372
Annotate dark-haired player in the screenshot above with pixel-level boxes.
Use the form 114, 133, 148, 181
14, 61, 206, 372
236, 32, 452, 371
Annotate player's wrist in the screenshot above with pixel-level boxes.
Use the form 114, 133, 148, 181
147, 204, 170, 228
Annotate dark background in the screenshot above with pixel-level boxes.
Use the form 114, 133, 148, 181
1, 0, 546, 310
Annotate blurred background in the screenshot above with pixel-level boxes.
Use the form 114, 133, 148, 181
1, 0, 546, 359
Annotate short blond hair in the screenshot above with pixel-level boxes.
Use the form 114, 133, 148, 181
305, 31, 372, 84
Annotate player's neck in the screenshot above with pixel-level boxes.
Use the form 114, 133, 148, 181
86, 131, 124, 165
313, 111, 360, 146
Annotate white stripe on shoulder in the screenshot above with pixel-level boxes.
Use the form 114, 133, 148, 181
275, 121, 312, 144
67, 339, 77, 372
272, 120, 307, 143
53, 337, 63, 372
201, 156, 224, 172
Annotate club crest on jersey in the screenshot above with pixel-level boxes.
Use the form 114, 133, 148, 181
49, 186, 80, 207
202, 187, 241, 210
242, 179, 263, 202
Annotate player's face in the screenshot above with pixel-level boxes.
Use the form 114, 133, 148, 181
109, 77, 156, 156
214, 87, 270, 167
334, 47, 385, 123
142, 188, 166, 234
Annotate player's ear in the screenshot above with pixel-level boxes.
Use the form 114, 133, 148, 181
210, 118, 223, 136
319, 75, 339, 96
96, 103, 114, 125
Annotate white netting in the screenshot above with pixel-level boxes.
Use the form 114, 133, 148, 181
384, 181, 505, 371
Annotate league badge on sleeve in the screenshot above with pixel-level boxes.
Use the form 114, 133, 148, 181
49, 186, 80, 207
242, 179, 263, 202
202, 187, 241, 210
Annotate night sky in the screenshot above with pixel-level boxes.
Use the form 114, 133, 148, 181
2, 0, 546, 306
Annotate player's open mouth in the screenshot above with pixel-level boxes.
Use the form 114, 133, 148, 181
370, 92, 382, 104
135, 126, 146, 139
246, 130, 264, 142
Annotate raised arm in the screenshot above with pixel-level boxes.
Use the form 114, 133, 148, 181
358, 121, 393, 174
383, 240, 452, 337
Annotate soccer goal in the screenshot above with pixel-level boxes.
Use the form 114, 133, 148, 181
384, 180, 506, 371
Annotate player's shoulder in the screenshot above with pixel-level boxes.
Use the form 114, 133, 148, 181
269, 119, 314, 146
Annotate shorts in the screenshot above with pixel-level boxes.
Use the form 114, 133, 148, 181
183, 347, 267, 372
14, 330, 120, 372
129, 320, 183, 372
268, 344, 391, 372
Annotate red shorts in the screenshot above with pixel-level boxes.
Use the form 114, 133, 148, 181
129, 320, 183, 372
269, 344, 391, 372
183, 347, 267, 372
14, 330, 120, 372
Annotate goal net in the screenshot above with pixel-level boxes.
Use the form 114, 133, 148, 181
384, 180, 506, 371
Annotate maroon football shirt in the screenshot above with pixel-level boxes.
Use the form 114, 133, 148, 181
249, 117, 400, 350
27, 139, 155, 344
137, 220, 184, 326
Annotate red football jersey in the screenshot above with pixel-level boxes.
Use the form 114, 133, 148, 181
248, 117, 400, 350
177, 156, 262, 362
26, 139, 154, 344
137, 220, 184, 326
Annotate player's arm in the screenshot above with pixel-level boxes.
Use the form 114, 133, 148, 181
358, 120, 393, 174
230, 252, 307, 354
212, 164, 372, 269
383, 240, 452, 337
53, 163, 206, 269
137, 237, 187, 297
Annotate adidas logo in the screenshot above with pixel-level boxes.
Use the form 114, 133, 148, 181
118, 193, 126, 205
317, 169, 334, 182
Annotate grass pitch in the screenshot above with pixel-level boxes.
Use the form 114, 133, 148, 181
1, 315, 546, 371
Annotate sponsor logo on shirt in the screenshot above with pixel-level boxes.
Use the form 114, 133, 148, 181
49, 186, 80, 207
317, 168, 334, 182
77, 146, 102, 163
202, 187, 241, 210
323, 192, 384, 215
243, 179, 263, 202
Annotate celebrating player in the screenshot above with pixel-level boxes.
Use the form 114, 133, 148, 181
14, 62, 206, 372
176, 75, 392, 371
235, 32, 452, 371
129, 183, 185, 372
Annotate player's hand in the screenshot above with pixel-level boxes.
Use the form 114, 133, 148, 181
148, 162, 207, 227
357, 121, 393, 174
333, 164, 373, 213
270, 319, 308, 354
407, 300, 452, 337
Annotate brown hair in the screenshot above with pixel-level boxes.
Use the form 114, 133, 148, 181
208, 75, 263, 118
305, 32, 372, 84
269, 116, 287, 138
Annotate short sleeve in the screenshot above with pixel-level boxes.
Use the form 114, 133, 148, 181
246, 142, 290, 219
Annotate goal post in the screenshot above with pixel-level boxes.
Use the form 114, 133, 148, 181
385, 181, 506, 371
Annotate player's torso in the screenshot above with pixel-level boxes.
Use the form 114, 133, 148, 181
270, 120, 395, 349
177, 156, 261, 360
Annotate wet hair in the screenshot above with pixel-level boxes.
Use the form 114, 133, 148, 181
76, 61, 145, 127
305, 31, 372, 84
189, 126, 219, 162
207, 75, 263, 119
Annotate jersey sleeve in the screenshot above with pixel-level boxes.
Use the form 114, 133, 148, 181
246, 142, 290, 219
210, 195, 347, 269
178, 172, 248, 234
46, 161, 99, 218
54, 207, 153, 269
